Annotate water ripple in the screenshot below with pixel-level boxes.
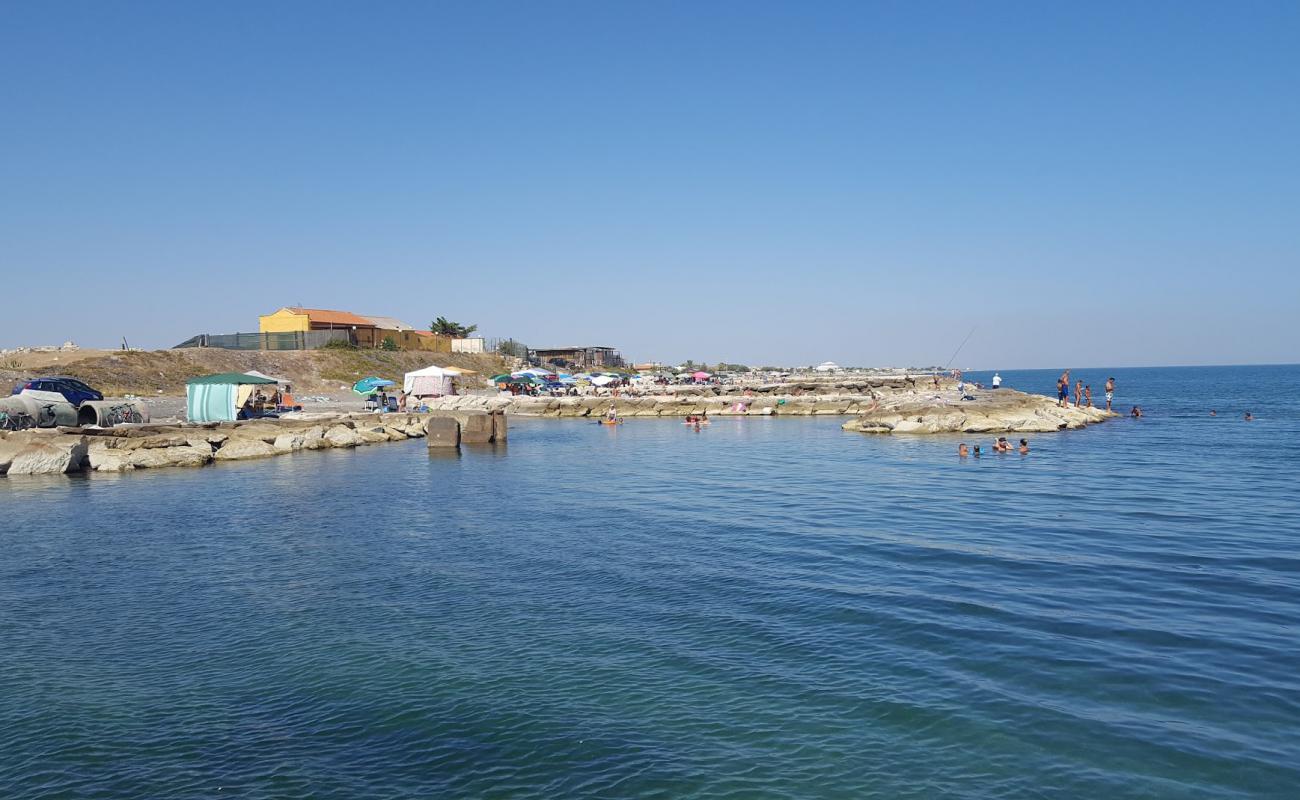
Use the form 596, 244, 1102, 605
3, 366, 1299, 797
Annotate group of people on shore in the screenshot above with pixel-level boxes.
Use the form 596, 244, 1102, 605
1056, 370, 1115, 411
959, 437, 1028, 457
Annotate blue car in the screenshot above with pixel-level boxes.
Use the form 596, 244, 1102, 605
13, 376, 104, 407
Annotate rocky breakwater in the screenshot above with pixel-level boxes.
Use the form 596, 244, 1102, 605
423, 374, 963, 419
0, 413, 434, 477
841, 388, 1115, 434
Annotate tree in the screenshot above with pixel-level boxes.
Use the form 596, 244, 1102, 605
429, 317, 478, 338
380, 336, 399, 351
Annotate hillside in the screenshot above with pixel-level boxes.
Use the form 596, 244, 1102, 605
1, 348, 512, 396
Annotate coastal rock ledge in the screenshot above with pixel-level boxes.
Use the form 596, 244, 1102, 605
0, 413, 436, 477
841, 389, 1115, 434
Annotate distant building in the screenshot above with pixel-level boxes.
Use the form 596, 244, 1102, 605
257, 307, 451, 351
633, 362, 664, 373
451, 337, 487, 354
531, 346, 623, 370
813, 361, 843, 372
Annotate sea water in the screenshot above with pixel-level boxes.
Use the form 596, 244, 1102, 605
2, 365, 1297, 798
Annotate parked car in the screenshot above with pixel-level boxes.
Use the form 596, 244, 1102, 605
12, 377, 104, 407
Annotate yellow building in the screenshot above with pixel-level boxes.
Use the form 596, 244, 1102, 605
257, 307, 452, 351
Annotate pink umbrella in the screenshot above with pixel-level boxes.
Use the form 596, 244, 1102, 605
692, 371, 711, 380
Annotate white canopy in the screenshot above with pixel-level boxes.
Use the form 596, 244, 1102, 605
403, 365, 453, 395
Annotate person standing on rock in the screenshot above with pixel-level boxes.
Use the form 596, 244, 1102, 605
1084, 385, 1092, 408
1105, 377, 1115, 411
1058, 371, 1070, 407
992, 372, 1002, 390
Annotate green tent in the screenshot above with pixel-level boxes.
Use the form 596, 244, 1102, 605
186, 372, 278, 422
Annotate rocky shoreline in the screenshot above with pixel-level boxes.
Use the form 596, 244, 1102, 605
0, 413, 437, 476
419, 383, 1116, 433
840, 388, 1115, 434
0, 383, 1115, 477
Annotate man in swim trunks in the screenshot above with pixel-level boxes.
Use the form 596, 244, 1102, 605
1105, 377, 1115, 411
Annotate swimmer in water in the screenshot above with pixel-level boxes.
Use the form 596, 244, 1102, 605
973, 445, 982, 457
1210, 410, 1217, 416
1019, 438, 1029, 454
1131, 406, 1142, 418
958, 443, 969, 457
1244, 411, 1253, 421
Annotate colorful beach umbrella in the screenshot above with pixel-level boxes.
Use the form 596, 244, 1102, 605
352, 377, 395, 396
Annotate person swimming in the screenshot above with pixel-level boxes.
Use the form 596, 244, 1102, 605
973, 445, 982, 457
1244, 411, 1254, 421
1131, 406, 1142, 418
958, 443, 969, 457
1018, 438, 1029, 454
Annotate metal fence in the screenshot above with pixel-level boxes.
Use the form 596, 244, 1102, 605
485, 337, 529, 359
173, 330, 352, 351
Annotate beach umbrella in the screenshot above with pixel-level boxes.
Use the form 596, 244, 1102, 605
692, 371, 711, 380
490, 374, 515, 383
352, 377, 395, 396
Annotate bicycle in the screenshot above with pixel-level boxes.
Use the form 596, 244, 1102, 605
0, 410, 36, 431
104, 403, 143, 426
34, 403, 60, 428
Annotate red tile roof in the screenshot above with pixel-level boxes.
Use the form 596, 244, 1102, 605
287, 307, 376, 327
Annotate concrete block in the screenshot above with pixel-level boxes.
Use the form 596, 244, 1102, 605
425, 416, 460, 448
459, 411, 493, 444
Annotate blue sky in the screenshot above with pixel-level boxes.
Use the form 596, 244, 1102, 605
2, 1, 1297, 368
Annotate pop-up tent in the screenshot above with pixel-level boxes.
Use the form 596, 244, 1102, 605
403, 365, 455, 398
186, 372, 278, 422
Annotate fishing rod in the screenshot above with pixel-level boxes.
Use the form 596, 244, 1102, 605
944, 324, 978, 371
